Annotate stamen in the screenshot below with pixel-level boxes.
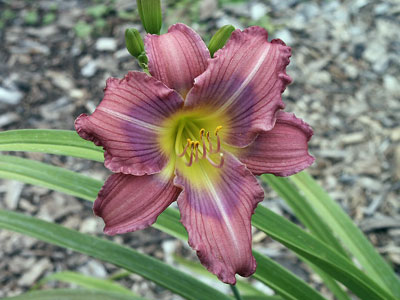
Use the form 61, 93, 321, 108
201, 138, 207, 159
199, 128, 205, 138
185, 142, 194, 167
214, 125, 223, 135
214, 125, 222, 153
179, 125, 224, 168
178, 139, 191, 157
206, 131, 213, 153
206, 153, 224, 168
194, 141, 200, 162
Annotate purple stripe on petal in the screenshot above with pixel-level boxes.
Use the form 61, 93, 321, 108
185, 26, 292, 147
75, 72, 183, 176
239, 111, 314, 176
94, 172, 181, 235
174, 153, 264, 284
145, 23, 210, 98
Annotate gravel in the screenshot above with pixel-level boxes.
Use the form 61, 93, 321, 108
0, 0, 399, 299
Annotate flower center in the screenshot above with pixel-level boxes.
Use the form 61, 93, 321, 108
176, 125, 224, 168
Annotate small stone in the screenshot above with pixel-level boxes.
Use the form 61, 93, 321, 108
46, 71, 75, 91
95, 38, 117, 52
340, 132, 366, 145
79, 260, 107, 278
274, 29, 293, 45
0, 112, 19, 127
308, 71, 331, 85
4, 181, 24, 209
250, 3, 268, 20
18, 258, 51, 286
364, 42, 386, 64
79, 218, 100, 234
390, 128, 400, 142
383, 75, 400, 95
81, 60, 98, 77
0, 87, 23, 105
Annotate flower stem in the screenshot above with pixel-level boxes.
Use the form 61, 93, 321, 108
230, 285, 243, 300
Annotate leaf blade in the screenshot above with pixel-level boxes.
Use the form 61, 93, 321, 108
0, 129, 104, 162
290, 171, 400, 298
2, 289, 144, 300
0, 209, 231, 300
35, 271, 134, 295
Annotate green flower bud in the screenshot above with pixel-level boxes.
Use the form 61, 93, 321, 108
208, 25, 235, 57
138, 52, 149, 66
125, 28, 145, 58
136, 0, 162, 35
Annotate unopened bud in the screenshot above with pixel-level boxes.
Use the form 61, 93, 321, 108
125, 28, 145, 58
136, 0, 162, 35
208, 25, 235, 57
138, 52, 148, 68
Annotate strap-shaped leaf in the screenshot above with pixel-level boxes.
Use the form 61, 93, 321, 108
261, 175, 351, 300
0, 154, 325, 300
34, 271, 135, 295
2, 289, 144, 300
0, 209, 231, 300
290, 172, 400, 298
0, 129, 103, 162
0, 129, 399, 295
252, 206, 395, 300
0, 155, 101, 201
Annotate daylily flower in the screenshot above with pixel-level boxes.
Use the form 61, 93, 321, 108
75, 24, 314, 284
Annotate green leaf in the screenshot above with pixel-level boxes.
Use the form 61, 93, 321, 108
173, 254, 266, 297
252, 252, 326, 300
0, 210, 231, 300
3, 289, 145, 300
261, 175, 351, 300
0, 154, 324, 300
0, 155, 101, 201
290, 171, 400, 299
34, 271, 134, 295
0, 129, 104, 162
1, 129, 396, 299
261, 175, 347, 256
252, 206, 396, 300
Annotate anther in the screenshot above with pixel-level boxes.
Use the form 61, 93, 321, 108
214, 125, 223, 135
178, 139, 191, 157
199, 128, 205, 139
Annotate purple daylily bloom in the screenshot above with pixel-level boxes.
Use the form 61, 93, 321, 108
75, 24, 314, 284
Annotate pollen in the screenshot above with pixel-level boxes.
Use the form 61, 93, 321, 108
214, 125, 223, 135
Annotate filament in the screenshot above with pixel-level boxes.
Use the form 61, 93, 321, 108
178, 125, 224, 168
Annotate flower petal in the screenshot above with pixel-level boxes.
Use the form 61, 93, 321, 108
185, 26, 292, 147
239, 111, 314, 176
145, 23, 210, 98
174, 153, 264, 284
94, 172, 181, 235
75, 71, 183, 176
